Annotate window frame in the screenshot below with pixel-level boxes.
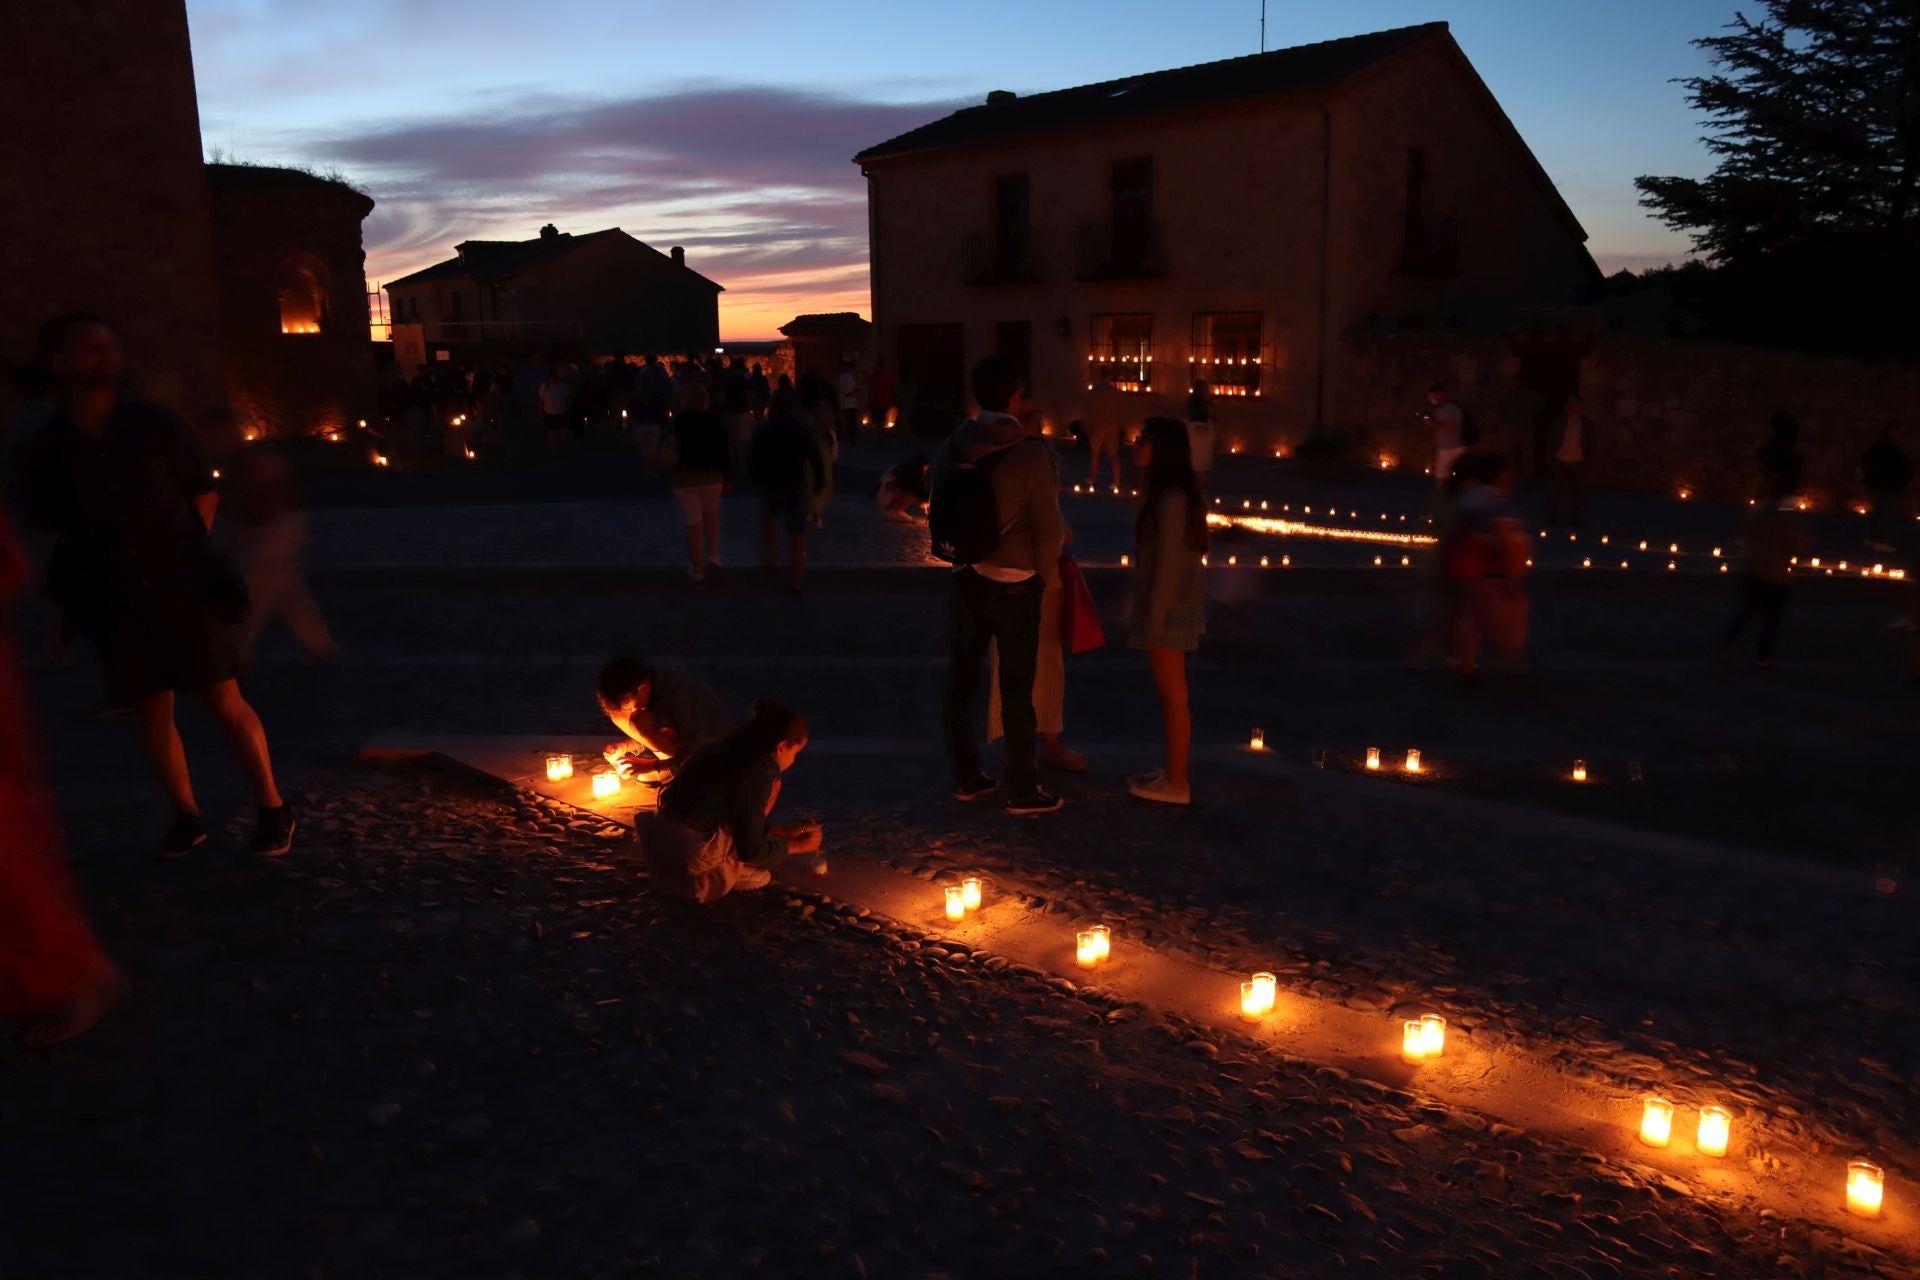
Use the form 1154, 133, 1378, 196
1189, 311, 1264, 397
1087, 312, 1155, 393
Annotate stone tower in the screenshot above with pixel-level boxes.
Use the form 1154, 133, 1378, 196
0, 0, 227, 423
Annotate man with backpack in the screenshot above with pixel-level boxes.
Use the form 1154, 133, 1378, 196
928, 356, 1066, 815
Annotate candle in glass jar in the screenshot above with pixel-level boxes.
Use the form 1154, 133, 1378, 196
1639, 1097, 1674, 1148
945, 886, 966, 921
1418, 1014, 1446, 1058
545, 753, 574, 782
1366, 746, 1382, 771
1088, 924, 1111, 961
1402, 1020, 1428, 1064
1250, 728, 1266, 751
1240, 980, 1266, 1019
1847, 1160, 1884, 1217
1076, 930, 1102, 967
1404, 749, 1423, 774
1697, 1105, 1731, 1157
961, 877, 983, 911
1572, 759, 1589, 783
591, 770, 620, 799
1250, 971, 1276, 1013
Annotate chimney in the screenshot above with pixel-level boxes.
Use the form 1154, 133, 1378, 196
986, 89, 1017, 105
670, 246, 686, 266
539, 223, 559, 239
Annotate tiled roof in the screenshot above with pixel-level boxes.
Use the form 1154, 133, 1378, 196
854, 23, 1444, 163
386, 229, 723, 291
779, 312, 872, 335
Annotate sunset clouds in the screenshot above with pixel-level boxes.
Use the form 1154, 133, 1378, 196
292, 85, 961, 337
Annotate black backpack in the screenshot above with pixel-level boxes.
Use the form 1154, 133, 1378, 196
928, 434, 1013, 565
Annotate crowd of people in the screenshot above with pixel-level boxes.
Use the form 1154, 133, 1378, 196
5, 313, 1918, 1045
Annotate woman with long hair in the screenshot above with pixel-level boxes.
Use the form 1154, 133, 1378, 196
636, 701, 821, 903
1127, 417, 1208, 805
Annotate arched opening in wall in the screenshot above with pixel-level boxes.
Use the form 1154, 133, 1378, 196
277, 255, 331, 335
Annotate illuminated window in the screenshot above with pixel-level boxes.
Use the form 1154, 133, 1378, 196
1190, 312, 1263, 396
1088, 313, 1153, 392
276, 255, 329, 335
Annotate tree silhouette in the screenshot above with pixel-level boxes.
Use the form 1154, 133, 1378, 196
1635, 0, 1919, 347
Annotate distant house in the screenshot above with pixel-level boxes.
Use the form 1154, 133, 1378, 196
854, 22, 1599, 446
385, 225, 722, 357
779, 312, 873, 381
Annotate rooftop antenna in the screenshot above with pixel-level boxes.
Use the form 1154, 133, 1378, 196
1260, 0, 1267, 52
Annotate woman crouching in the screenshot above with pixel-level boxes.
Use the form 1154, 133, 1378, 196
636, 701, 822, 903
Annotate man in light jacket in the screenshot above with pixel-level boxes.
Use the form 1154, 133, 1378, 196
932, 355, 1066, 815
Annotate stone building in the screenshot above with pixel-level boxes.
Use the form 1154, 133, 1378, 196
206, 163, 377, 441
385, 226, 723, 358
854, 23, 1599, 448
0, 0, 227, 424
779, 313, 874, 383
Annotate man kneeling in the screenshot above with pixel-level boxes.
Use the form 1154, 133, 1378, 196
636, 701, 822, 902
597, 653, 731, 785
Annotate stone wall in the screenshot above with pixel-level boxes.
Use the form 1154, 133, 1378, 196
0, 0, 227, 422
206, 165, 377, 442
1335, 330, 1920, 507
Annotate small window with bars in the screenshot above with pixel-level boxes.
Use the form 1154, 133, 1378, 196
1088, 313, 1154, 392
1190, 311, 1263, 396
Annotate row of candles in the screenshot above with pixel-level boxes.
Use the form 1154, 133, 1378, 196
1249, 735, 1595, 783
936, 873, 1891, 1220
545, 753, 623, 799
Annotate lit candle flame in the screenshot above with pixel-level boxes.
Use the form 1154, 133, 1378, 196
961, 878, 983, 911
1847, 1160, 1885, 1217
1639, 1097, 1674, 1148
544, 754, 574, 782
945, 886, 966, 921
1697, 1105, 1731, 1157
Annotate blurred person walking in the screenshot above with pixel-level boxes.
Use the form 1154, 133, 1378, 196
0, 510, 125, 1048
1717, 473, 1811, 671
1443, 452, 1531, 684
667, 383, 730, 582
1185, 379, 1217, 489
1125, 418, 1207, 806
1861, 420, 1913, 553
22, 314, 294, 858
1545, 393, 1595, 528
223, 433, 335, 664
750, 392, 828, 593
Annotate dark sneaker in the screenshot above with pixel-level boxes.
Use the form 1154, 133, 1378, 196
953, 772, 996, 803
157, 811, 208, 861
1005, 787, 1064, 816
253, 805, 297, 858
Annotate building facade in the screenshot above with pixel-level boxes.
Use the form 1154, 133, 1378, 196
855, 23, 1598, 449
1, 0, 228, 426
385, 226, 723, 360
206, 164, 377, 441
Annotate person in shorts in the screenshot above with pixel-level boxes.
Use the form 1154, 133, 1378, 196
22, 314, 293, 858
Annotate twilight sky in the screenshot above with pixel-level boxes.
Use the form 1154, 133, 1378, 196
185, 0, 1738, 339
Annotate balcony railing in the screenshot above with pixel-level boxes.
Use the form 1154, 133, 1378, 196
1397, 217, 1460, 279
1075, 220, 1167, 281
962, 233, 1041, 286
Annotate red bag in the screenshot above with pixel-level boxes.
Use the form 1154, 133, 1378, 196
1059, 554, 1106, 654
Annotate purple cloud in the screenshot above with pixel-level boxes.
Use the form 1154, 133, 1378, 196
296, 84, 965, 333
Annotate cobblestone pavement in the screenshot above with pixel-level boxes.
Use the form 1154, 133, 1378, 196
9, 471, 1919, 1276
5, 768, 1910, 1279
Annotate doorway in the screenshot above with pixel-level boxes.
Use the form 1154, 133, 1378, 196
896, 322, 966, 435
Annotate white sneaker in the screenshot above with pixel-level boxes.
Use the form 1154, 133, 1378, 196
732, 866, 772, 892
1127, 769, 1191, 806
